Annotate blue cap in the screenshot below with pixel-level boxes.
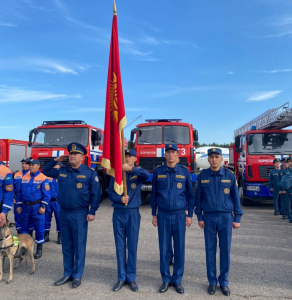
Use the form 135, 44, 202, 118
20, 158, 31, 164
67, 142, 87, 155
30, 159, 40, 165
273, 158, 281, 164
281, 157, 288, 163
165, 144, 178, 152
125, 149, 136, 157
208, 148, 222, 156
0, 161, 5, 166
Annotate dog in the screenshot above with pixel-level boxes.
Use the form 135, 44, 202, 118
0, 219, 35, 284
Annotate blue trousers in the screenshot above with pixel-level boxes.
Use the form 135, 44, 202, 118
272, 188, 280, 213
112, 208, 140, 282
59, 209, 88, 279
20, 203, 45, 244
204, 212, 233, 287
14, 204, 22, 230
45, 200, 60, 232
157, 211, 186, 284
282, 192, 292, 221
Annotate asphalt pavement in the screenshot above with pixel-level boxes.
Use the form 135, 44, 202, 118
1, 199, 292, 300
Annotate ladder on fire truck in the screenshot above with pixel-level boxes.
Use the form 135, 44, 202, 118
234, 102, 292, 137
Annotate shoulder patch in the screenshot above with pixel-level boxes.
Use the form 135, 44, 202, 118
90, 167, 95, 171
154, 165, 162, 170
225, 169, 234, 174
179, 165, 188, 169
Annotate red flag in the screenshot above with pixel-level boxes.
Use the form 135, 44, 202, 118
101, 3, 127, 195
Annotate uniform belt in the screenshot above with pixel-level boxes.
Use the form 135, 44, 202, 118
114, 207, 139, 213
50, 198, 58, 202
24, 200, 42, 206
158, 207, 186, 215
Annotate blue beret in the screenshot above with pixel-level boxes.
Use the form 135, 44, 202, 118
281, 157, 288, 162
125, 149, 136, 157
273, 158, 281, 164
208, 148, 222, 156
67, 142, 87, 155
30, 159, 40, 165
165, 144, 178, 152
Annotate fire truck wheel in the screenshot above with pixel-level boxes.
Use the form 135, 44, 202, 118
239, 186, 252, 206
141, 191, 149, 205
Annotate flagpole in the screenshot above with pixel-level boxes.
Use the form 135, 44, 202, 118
121, 129, 128, 206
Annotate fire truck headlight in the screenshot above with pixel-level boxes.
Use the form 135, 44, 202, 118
247, 185, 260, 192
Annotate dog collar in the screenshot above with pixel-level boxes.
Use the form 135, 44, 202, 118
0, 235, 11, 242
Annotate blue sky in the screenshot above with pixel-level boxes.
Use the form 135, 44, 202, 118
0, 0, 292, 144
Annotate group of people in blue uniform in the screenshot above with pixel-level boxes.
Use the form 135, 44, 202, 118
0, 157, 61, 259
0, 142, 243, 296
268, 157, 292, 223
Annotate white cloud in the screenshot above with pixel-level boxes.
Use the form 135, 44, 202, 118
265, 31, 292, 38
227, 71, 234, 75
247, 90, 282, 102
0, 21, 17, 27
141, 36, 199, 48
257, 69, 292, 74
66, 17, 102, 31
0, 125, 20, 129
0, 86, 81, 103
0, 57, 88, 75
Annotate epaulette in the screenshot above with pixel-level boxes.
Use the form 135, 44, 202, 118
179, 165, 188, 169
154, 165, 162, 170
225, 169, 235, 175
199, 169, 207, 173
90, 167, 95, 171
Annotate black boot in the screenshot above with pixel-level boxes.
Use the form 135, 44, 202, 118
17, 230, 21, 235
34, 244, 42, 259
29, 230, 33, 237
44, 230, 50, 242
57, 232, 61, 244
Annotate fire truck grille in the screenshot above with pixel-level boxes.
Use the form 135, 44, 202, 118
138, 157, 188, 171
258, 165, 274, 179
38, 157, 70, 170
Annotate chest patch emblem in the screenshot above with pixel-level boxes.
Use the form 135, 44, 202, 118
131, 183, 136, 189
177, 182, 182, 189
95, 176, 99, 182
45, 185, 50, 191
77, 183, 82, 189
6, 185, 13, 191
224, 188, 230, 194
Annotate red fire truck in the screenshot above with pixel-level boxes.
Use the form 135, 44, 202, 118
28, 120, 109, 198
0, 139, 31, 173
228, 102, 292, 206
129, 119, 198, 204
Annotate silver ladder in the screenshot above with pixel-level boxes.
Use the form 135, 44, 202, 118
234, 102, 292, 137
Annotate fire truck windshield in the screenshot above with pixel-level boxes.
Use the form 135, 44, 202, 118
137, 125, 190, 145
248, 133, 292, 154
33, 128, 89, 148
164, 126, 190, 144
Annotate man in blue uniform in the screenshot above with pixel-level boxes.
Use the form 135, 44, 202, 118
45, 162, 62, 244
13, 158, 31, 233
16, 159, 51, 259
108, 149, 150, 292
151, 144, 194, 294
268, 158, 281, 215
279, 157, 292, 221
195, 148, 243, 296
43, 142, 100, 288
0, 163, 14, 227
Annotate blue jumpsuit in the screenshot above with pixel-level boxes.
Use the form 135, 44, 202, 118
151, 164, 195, 284
195, 167, 243, 287
268, 169, 281, 214
108, 167, 150, 283
43, 159, 100, 279
45, 177, 60, 232
0, 165, 14, 214
14, 170, 30, 231
16, 171, 51, 244
279, 168, 292, 221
